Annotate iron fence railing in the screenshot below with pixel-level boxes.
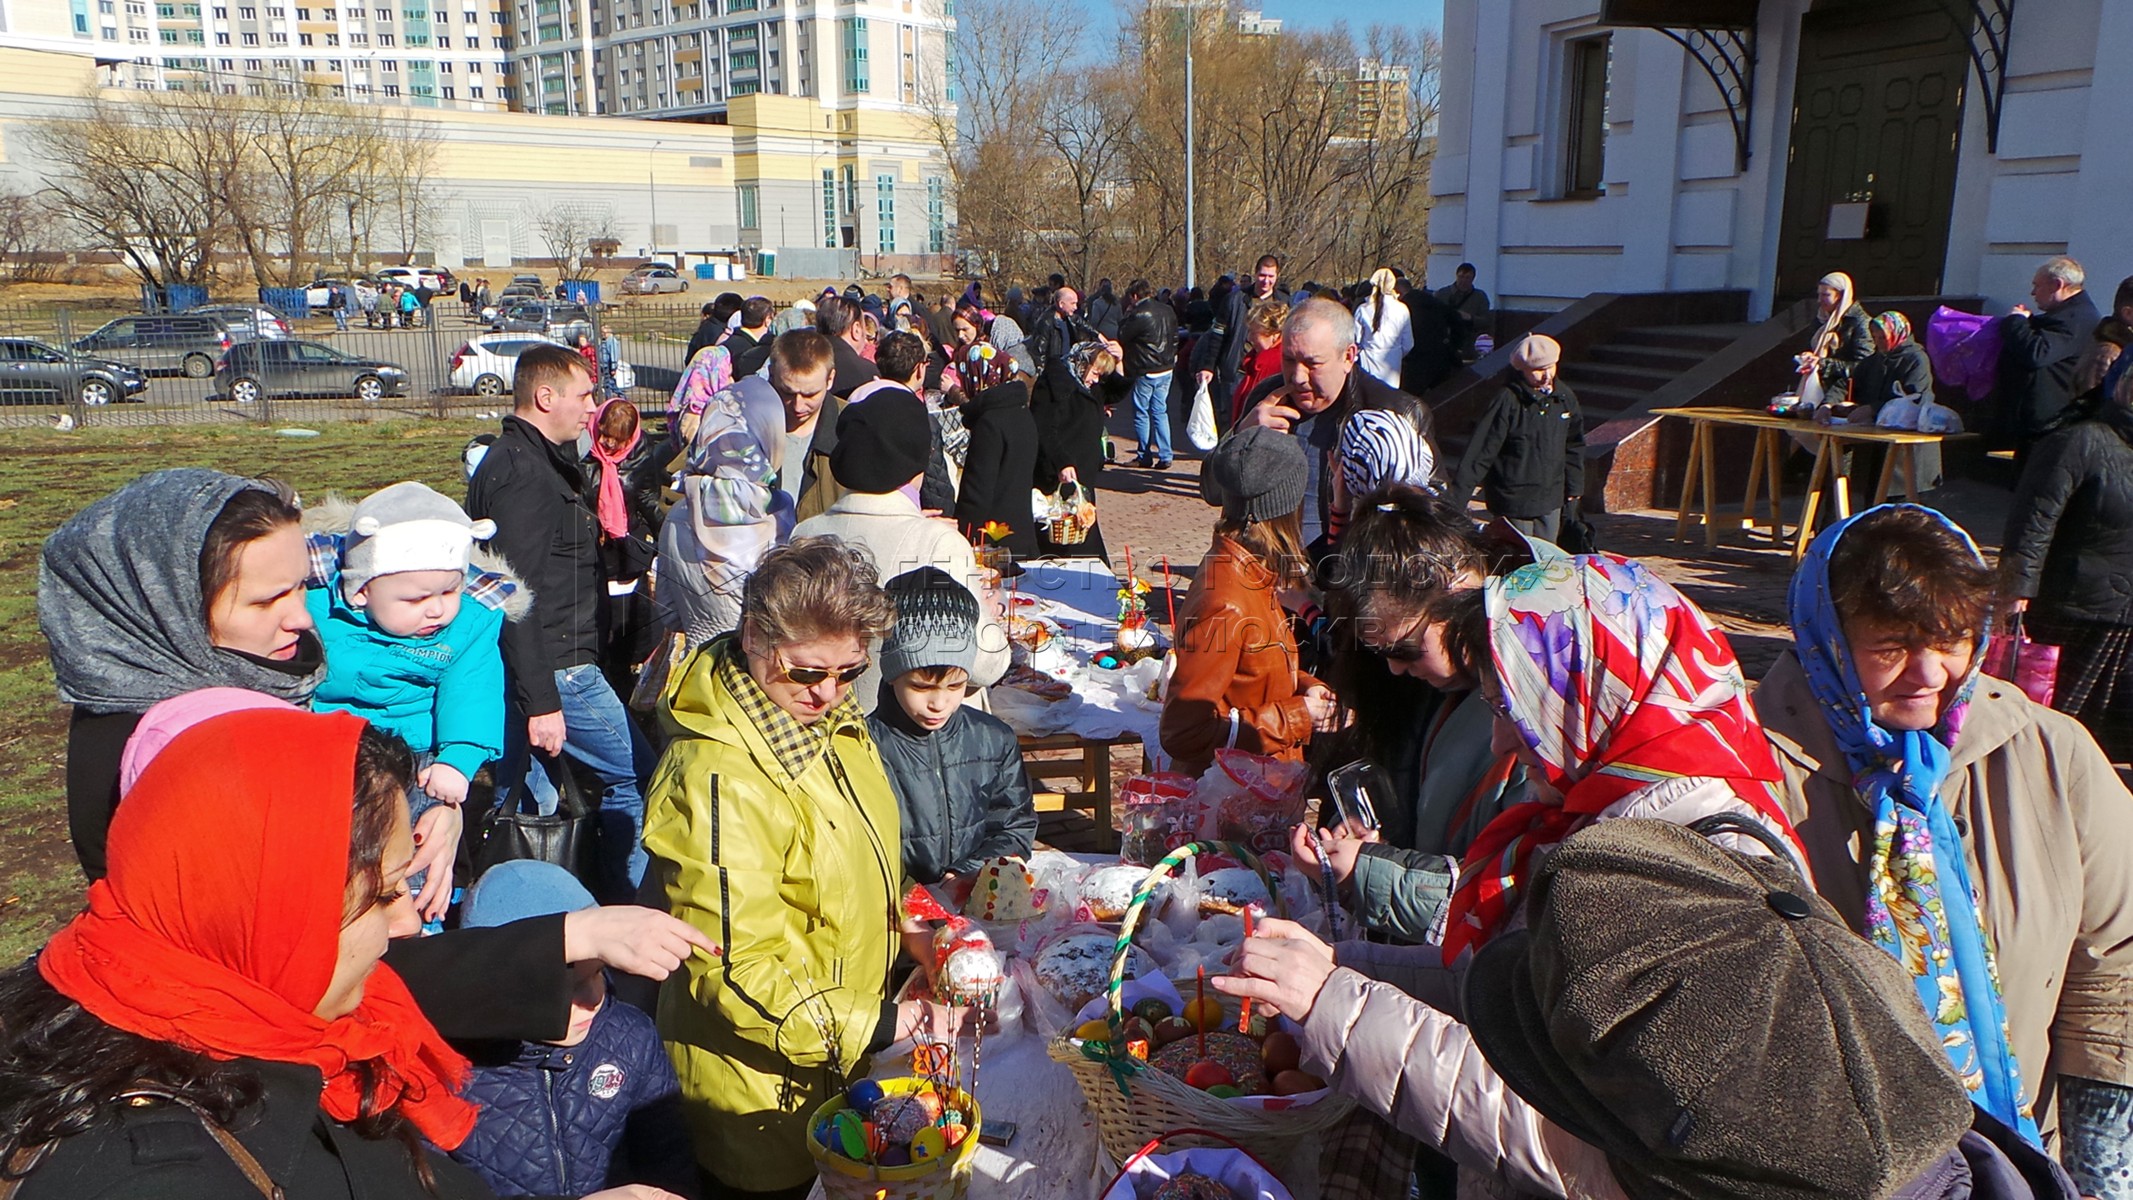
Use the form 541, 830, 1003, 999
0, 297, 711, 429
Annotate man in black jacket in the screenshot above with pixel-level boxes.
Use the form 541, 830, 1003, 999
1193, 254, 1286, 436
1238, 297, 1436, 551
1451, 333, 1583, 543
816, 294, 880, 399
2001, 255, 2103, 459
683, 300, 724, 365
1118, 278, 1180, 468
724, 295, 775, 378
467, 343, 657, 901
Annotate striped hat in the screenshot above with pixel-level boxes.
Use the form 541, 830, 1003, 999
1339, 409, 1438, 502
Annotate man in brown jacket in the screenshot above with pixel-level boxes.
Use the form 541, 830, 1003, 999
1759, 504, 2133, 1190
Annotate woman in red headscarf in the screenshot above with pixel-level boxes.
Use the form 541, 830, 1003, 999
0, 708, 680, 1200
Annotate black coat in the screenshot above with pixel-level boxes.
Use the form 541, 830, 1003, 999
15, 917, 573, 1200
1118, 298, 1179, 379
1452, 376, 1586, 518
727, 329, 772, 379
867, 697, 1037, 884
1399, 286, 1460, 395
954, 381, 1040, 559
1240, 366, 1437, 538
1851, 340, 1935, 409
466, 416, 604, 715
2002, 408, 2133, 625
1811, 304, 1875, 393
1030, 358, 1123, 484
684, 316, 725, 366
1999, 290, 2101, 440
830, 338, 879, 400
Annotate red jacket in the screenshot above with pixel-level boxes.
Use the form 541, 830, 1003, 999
1234, 342, 1283, 423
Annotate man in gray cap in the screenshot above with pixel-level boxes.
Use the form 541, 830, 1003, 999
1450, 331, 1583, 543
1217, 818, 2079, 1198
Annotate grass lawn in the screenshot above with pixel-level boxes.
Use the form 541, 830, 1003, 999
0, 416, 498, 962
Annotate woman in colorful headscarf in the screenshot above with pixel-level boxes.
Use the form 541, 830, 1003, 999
1756, 504, 2133, 1191
1845, 310, 1947, 492
0, 707, 683, 1200
655, 374, 793, 650
1212, 554, 1803, 1196
1795, 270, 1873, 402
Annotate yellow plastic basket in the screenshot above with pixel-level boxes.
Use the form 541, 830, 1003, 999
806, 1077, 984, 1200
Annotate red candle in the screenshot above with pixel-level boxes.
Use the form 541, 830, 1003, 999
1238, 906, 1255, 1034
1195, 966, 1207, 1060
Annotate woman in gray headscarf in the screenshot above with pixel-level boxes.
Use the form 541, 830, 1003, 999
39, 468, 324, 878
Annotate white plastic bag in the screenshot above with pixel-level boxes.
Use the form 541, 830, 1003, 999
1186, 378, 1219, 452
1797, 370, 1827, 413
1877, 392, 1922, 430
613, 361, 636, 390
1917, 397, 1964, 433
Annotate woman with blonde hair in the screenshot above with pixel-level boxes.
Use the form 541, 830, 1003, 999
1161, 427, 1338, 777
1795, 270, 1873, 403
1354, 267, 1414, 388
1231, 299, 1289, 424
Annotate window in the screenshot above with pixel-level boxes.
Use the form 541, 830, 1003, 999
840, 163, 856, 215
839, 15, 865, 93
380, 56, 394, 67
297, 29, 309, 39
821, 167, 836, 248
1561, 34, 1610, 197
238, 29, 256, 42
737, 182, 757, 229
469, 83, 482, 95
216, 30, 230, 40
384, 82, 398, 93
875, 174, 895, 253
378, 30, 392, 41
325, 30, 338, 41
926, 176, 944, 254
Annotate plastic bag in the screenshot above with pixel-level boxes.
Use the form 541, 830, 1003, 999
1099, 1144, 1295, 1200
1917, 398, 1964, 433
1193, 750, 1310, 855
1119, 772, 1201, 866
1983, 613, 2059, 706
1797, 370, 1827, 413
1186, 377, 1219, 452
1877, 393, 1922, 430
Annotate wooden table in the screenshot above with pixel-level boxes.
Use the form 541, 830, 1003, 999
1659, 406, 1947, 561
1020, 731, 1145, 852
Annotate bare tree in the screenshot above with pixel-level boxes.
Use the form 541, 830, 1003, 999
0, 183, 62, 285
31, 91, 236, 290
532, 201, 615, 280
360, 112, 448, 267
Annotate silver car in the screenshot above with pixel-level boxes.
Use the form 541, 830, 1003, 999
72, 313, 238, 378
621, 266, 690, 295
186, 304, 295, 340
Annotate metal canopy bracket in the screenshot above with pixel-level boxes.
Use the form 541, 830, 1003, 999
1943, 0, 2015, 152
1599, 0, 1759, 173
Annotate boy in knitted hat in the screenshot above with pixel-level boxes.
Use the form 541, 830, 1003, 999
866, 566, 1037, 885
306, 480, 528, 921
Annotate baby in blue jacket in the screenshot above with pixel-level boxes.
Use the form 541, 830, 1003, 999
307, 481, 523, 922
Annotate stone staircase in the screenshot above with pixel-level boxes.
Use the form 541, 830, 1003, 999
1562, 323, 1758, 428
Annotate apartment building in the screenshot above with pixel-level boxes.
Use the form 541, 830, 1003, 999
0, 0, 523, 107
514, 0, 951, 123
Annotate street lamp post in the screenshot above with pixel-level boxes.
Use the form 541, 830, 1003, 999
648, 139, 663, 261
1183, 22, 1195, 291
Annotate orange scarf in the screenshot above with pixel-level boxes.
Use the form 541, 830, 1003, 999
40, 708, 476, 1149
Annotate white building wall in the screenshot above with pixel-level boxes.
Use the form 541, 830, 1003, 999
1434, 0, 2123, 317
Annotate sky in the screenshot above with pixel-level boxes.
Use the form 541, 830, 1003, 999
1248, 0, 1442, 36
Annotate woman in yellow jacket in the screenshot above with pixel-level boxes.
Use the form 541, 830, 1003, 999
643, 536, 969, 1200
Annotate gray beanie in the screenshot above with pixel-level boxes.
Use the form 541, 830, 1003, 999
1202, 427, 1309, 524
881, 566, 981, 682
340, 480, 495, 595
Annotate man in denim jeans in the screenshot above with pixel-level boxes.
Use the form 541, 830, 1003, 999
468, 343, 655, 900
1116, 278, 1179, 469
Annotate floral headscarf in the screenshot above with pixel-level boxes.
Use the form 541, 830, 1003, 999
1869, 310, 1913, 349
1791, 504, 2039, 1145
1440, 554, 1796, 963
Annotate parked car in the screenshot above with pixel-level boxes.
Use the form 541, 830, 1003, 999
0, 337, 148, 406
186, 303, 294, 340
72, 313, 237, 378
304, 278, 377, 310
448, 332, 568, 396
621, 266, 690, 295
489, 301, 594, 342
214, 339, 409, 403
376, 266, 455, 293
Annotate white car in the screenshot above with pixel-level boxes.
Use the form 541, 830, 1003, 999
448, 332, 568, 396
377, 266, 454, 293
621, 266, 690, 295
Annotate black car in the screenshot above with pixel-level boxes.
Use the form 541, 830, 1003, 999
72, 313, 238, 378
214, 339, 410, 403
0, 338, 148, 405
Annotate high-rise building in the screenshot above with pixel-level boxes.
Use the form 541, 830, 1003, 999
511, 0, 951, 123
1317, 55, 1410, 143
0, 0, 523, 107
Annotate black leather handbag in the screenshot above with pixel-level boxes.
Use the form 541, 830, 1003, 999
470, 757, 600, 886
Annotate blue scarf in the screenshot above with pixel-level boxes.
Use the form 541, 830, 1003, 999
1790, 504, 2039, 1146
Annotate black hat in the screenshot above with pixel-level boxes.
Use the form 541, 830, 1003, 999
1464, 819, 1972, 1200
881, 566, 980, 681
830, 388, 931, 494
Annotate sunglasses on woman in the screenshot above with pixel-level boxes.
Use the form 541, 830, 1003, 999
771, 649, 870, 687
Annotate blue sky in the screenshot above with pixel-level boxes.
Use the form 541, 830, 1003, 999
1249, 0, 1442, 36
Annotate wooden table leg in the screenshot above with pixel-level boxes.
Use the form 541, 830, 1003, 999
1674, 420, 1705, 542
1871, 439, 1899, 505
1793, 437, 1832, 562
1701, 423, 1722, 549
1742, 429, 1767, 539
1765, 430, 1788, 545
1832, 453, 1852, 522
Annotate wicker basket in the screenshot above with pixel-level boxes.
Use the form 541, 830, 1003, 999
806, 1078, 984, 1200
1046, 842, 1353, 1170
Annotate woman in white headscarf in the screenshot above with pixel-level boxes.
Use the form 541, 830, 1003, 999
1795, 271, 1874, 402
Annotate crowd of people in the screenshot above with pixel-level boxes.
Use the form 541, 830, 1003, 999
6, 253, 2131, 1200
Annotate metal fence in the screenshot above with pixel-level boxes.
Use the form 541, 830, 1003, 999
0, 297, 715, 429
